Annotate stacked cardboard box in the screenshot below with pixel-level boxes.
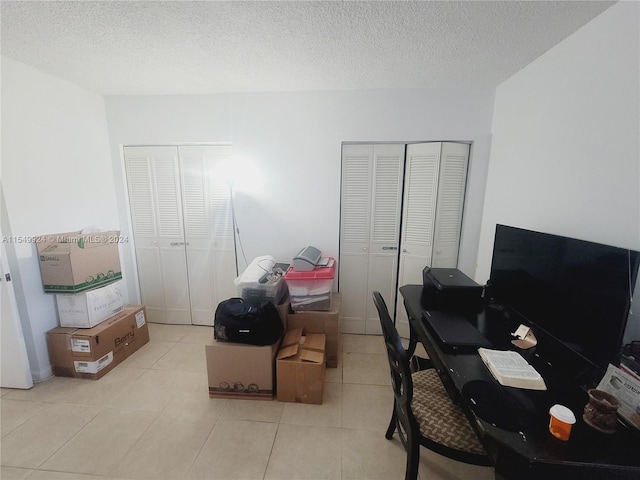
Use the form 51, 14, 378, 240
36, 230, 122, 294
37, 230, 124, 329
37, 229, 141, 380
46, 305, 149, 380
205, 301, 289, 400
286, 292, 341, 368
276, 328, 326, 404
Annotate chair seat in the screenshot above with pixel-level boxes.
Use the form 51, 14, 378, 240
412, 369, 486, 455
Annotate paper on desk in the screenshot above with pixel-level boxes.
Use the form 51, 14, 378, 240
597, 364, 640, 430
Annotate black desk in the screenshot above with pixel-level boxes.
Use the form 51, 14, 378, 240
400, 284, 640, 480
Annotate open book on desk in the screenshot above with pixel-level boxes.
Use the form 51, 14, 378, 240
478, 348, 547, 391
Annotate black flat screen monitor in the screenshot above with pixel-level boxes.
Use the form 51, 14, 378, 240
489, 224, 640, 371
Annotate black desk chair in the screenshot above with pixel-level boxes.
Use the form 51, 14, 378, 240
372, 292, 491, 480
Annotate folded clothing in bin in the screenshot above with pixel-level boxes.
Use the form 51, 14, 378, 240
284, 259, 335, 311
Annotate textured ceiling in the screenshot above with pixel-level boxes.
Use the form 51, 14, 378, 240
1, 1, 616, 96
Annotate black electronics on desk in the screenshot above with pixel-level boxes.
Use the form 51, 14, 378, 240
489, 224, 640, 372
423, 267, 483, 312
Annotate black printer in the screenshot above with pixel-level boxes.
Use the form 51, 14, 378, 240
422, 267, 483, 312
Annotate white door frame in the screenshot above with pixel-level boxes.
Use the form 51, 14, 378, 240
1, 243, 33, 389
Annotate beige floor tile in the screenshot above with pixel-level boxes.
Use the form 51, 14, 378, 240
179, 325, 215, 344
417, 449, 494, 480
163, 371, 228, 417
342, 383, 393, 432
150, 342, 207, 374
414, 342, 429, 358
342, 333, 386, 355
280, 382, 342, 428
1, 403, 102, 468
0, 327, 495, 480
264, 423, 343, 480
109, 411, 216, 479
220, 397, 284, 423
324, 364, 343, 383
342, 352, 389, 385
119, 340, 175, 369
103, 369, 183, 412
54, 366, 146, 406
0, 466, 33, 479
187, 419, 277, 479
147, 323, 194, 342
0, 399, 47, 438
342, 428, 406, 480
40, 408, 157, 476
26, 471, 107, 479
2, 376, 83, 403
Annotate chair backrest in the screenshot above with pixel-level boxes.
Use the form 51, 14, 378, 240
373, 291, 418, 438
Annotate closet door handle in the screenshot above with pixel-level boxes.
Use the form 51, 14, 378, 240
382, 246, 398, 251
170, 242, 188, 246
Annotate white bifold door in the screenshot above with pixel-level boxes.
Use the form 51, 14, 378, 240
339, 142, 470, 336
340, 144, 405, 335
124, 145, 237, 326
394, 142, 470, 338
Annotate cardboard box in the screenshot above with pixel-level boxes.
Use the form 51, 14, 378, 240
276, 297, 289, 331
46, 305, 149, 380
36, 230, 122, 293
205, 338, 280, 400
276, 328, 326, 404
286, 292, 340, 367
55, 280, 125, 328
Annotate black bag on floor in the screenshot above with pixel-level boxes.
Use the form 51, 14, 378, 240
214, 298, 284, 346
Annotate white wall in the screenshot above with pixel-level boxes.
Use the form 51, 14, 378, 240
1, 56, 119, 381
478, 2, 640, 341
105, 88, 495, 303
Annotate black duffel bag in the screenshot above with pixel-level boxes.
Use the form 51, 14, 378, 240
214, 298, 284, 346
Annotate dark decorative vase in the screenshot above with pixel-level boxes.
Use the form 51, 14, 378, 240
583, 389, 620, 434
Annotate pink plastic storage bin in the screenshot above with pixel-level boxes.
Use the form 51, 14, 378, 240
284, 259, 336, 311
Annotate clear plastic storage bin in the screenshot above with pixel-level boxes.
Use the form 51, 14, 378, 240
233, 255, 288, 305
234, 274, 288, 305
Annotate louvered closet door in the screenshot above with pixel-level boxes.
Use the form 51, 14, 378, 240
339, 143, 404, 335
124, 146, 191, 324
178, 146, 236, 326
395, 143, 442, 337
394, 142, 470, 337
340, 144, 373, 334
365, 144, 405, 334
431, 142, 470, 267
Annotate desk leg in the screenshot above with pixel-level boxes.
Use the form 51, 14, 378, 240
406, 319, 418, 357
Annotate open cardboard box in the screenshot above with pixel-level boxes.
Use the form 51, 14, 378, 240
286, 292, 340, 367
276, 327, 326, 404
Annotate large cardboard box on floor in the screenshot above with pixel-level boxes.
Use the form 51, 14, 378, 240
46, 305, 149, 380
36, 230, 122, 293
55, 279, 125, 328
276, 328, 326, 404
205, 339, 280, 400
286, 292, 340, 367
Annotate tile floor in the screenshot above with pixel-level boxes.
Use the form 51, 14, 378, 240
1, 324, 495, 480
